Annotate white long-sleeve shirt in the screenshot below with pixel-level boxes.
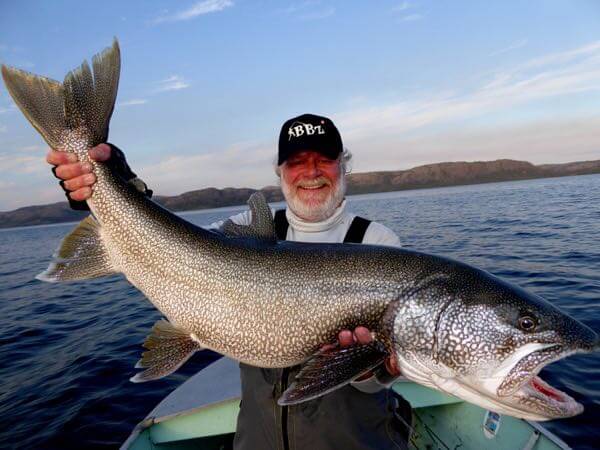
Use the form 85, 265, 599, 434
211, 199, 401, 246
209, 199, 401, 393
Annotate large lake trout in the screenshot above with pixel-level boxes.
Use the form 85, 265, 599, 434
2, 40, 597, 421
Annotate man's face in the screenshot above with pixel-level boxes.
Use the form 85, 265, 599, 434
280, 150, 346, 222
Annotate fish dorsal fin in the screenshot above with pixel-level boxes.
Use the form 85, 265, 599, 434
222, 192, 277, 242
278, 341, 389, 405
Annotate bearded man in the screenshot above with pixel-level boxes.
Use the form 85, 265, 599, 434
46, 113, 412, 449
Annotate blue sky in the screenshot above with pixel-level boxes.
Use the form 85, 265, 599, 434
1, 0, 599, 210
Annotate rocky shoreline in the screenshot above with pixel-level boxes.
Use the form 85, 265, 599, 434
2, 158, 599, 229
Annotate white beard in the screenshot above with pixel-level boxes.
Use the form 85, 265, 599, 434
282, 174, 346, 222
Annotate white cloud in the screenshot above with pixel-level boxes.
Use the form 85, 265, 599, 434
392, 2, 411, 12
0, 154, 46, 174
3, 42, 600, 211
138, 142, 276, 196
152, 0, 233, 24
155, 75, 190, 93
520, 41, 600, 71
0, 105, 17, 114
0, 183, 65, 211
391, 1, 423, 22
281, 1, 334, 20
0, 180, 16, 190
2, 113, 599, 211
282, 1, 321, 14
117, 98, 148, 107
299, 6, 335, 20
8, 143, 272, 210
347, 117, 600, 173
489, 38, 528, 57
335, 41, 600, 141
398, 13, 422, 22
19, 145, 43, 153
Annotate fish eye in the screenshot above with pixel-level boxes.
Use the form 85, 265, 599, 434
518, 315, 537, 332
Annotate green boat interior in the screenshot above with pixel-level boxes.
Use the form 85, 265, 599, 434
122, 357, 571, 450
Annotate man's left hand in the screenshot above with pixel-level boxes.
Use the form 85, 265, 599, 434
323, 327, 401, 380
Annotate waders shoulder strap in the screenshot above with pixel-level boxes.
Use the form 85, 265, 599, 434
274, 209, 289, 240
343, 216, 372, 243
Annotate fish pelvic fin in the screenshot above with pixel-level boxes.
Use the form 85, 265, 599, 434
63, 39, 120, 144
1, 66, 66, 148
222, 192, 277, 242
36, 215, 118, 282
130, 319, 204, 383
278, 341, 389, 405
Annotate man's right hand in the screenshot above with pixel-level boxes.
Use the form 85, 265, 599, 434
46, 143, 111, 202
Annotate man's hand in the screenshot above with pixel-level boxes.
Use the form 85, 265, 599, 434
46, 143, 111, 201
323, 326, 401, 379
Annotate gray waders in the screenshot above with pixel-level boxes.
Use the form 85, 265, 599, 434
233, 211, 412, 450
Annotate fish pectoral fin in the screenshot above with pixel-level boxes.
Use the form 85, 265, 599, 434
130, 319, 204, 383
221, 192, 277, 242
36, 215, 118, 282
278, 341, 389, 405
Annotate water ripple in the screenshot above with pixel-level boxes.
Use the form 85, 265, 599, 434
0, 175, 599, 448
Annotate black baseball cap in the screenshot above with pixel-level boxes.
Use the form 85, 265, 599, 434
278, 113, 343, 165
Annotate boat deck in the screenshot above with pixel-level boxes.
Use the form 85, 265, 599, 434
122, 357, 570, 450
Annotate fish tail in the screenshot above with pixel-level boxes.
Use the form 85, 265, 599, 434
130, 319, 204, 383
1, 38, 120, 150
63, 38, 120, 145
1, 67, 65, 148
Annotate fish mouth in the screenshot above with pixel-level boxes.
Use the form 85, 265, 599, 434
518, 374, 582, 415
497, 344, 583, 419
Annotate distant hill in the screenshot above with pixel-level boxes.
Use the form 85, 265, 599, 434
1, 158, 599, 229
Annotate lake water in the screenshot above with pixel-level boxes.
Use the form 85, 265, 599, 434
1, 174, 599, 449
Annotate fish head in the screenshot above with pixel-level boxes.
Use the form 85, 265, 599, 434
396, 263, 598, 421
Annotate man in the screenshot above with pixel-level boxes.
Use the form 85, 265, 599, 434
47, 113, 412, 449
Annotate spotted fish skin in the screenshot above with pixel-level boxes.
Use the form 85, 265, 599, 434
2, 40, 598, 422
